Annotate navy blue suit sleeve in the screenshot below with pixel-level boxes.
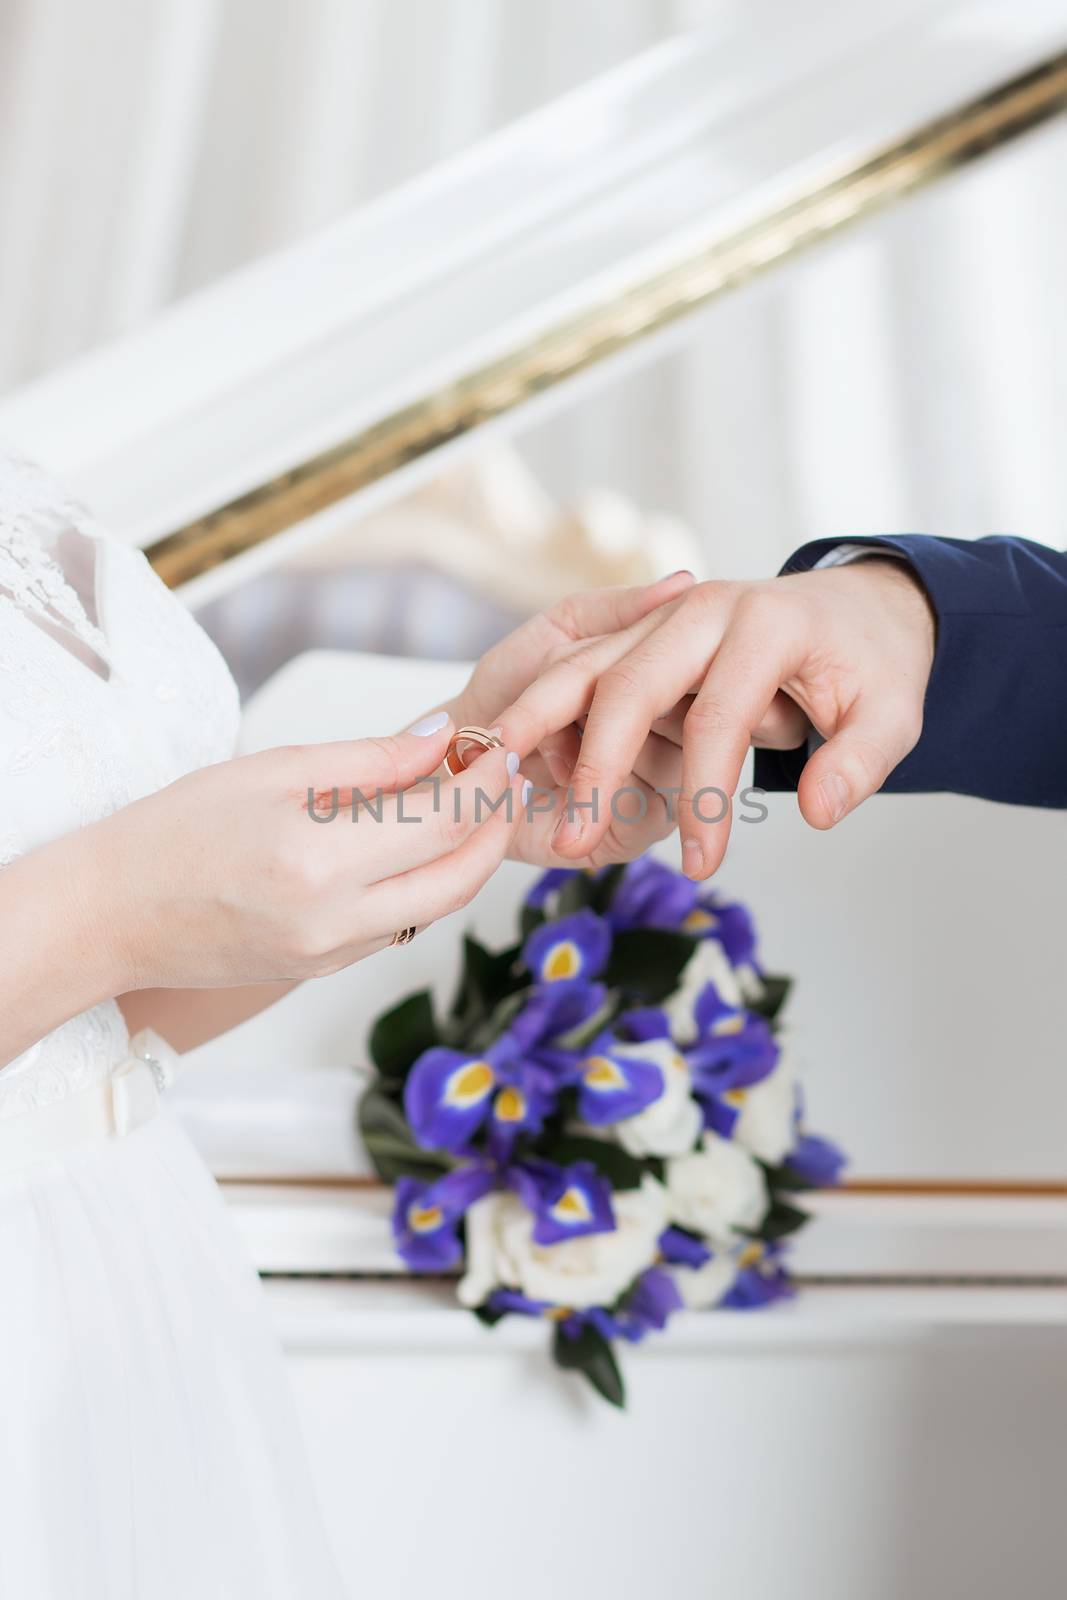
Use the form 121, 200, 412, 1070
752, 535, 1067, 808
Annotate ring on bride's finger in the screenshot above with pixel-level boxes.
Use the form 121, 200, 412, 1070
444, 725, 504, 776
389, 925, 418, 948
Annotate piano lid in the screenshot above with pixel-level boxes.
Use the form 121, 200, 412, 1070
0, 0, 1064, 605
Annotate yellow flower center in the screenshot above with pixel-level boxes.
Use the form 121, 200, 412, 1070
583, 1055, 624, 1090
737, 1241, 763, 1268
723, 1087, 748, 1108
683, 909, 718, 932
712, 1013, 745, 1037
550, 1186, 593, 1226
542, 941, 580, 980
408, 1204, 444, 1234
444, 1060, 496, 1107
494, 1087, 527, 1123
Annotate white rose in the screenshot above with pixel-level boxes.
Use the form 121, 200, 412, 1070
666, 1132, 768, 1248
663, 939, 742, 1045
457, 1192, 512, 1309
730, 1051, 797, 1165
610, 1038, 703, 1158
458, 1176, 669, 1311
669, 1252, 739, 1310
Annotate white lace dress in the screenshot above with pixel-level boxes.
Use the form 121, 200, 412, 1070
0, 453, 345, 1599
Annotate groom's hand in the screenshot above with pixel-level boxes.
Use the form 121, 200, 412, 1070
450, 570, 695, 738
498, 560, 935, 879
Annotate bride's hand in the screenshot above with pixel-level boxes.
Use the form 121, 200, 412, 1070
97, 717, 523, 991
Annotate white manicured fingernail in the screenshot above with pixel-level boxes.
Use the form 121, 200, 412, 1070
506, 751, 520, 780
521, 778, 532, 808
409, 711, 450, 737
819, 773, 849, 825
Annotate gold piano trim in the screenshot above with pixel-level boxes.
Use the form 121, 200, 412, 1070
147, 51, 1067, 590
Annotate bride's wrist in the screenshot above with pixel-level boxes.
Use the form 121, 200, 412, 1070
0, 827, 137, 1066
78, 808, 161, 995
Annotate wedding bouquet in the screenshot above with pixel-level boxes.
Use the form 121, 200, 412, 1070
360, 857, 845, 1408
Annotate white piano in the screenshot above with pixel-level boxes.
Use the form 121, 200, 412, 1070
2, 3, 1066, 1594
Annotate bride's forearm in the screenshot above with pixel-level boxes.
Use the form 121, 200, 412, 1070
0, 828, 132, 1069
117, 980, 299, 1053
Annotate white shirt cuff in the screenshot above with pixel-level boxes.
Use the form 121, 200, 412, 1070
812, 543, 908, 569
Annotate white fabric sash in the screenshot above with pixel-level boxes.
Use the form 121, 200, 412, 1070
0, 1029, 179, 1176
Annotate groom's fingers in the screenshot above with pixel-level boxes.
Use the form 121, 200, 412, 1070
796, 692, 923, 830
677, 608, 805, 879
499, 608, 668, 759
554, 607, 723, 857
753, 691, 810, 750
546, 571, 695, 642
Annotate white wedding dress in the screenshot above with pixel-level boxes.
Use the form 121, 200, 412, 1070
0, 452, 345, 1598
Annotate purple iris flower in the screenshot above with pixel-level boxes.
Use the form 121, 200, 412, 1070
486, 1288, 556, 1318
720, 1243, 794, 1310
575, 1030, 666, 1125
686, 985, 779, 1093
615, 992, 778, 1135
508, 979, 606, 1058
404, 1041, 511, 1154
659, 1225, 712, 1269
699, 895, 758, 967
524, 867, 575, 912
509, 1159, 615, 1246
607, 859, 762, 978
392, 1165, 494, 1272
490, 1266, 683, 1346
609, 857, 700, 932
404, 981, 604, 1157
786, 1132, 847, 1188
618, 1005, 672, 1042
620, 1266, 684, 1335
522, 909, 611, 985
563, 1267, 684, 1345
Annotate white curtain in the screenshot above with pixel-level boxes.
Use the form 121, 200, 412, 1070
1, 0, 1065, 577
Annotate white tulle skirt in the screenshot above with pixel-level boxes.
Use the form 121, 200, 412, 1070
0, 1111, 345, 1600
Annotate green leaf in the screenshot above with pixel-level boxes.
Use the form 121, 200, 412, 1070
552, 1322, 626, 1409
449, 936, 522, 1030
761, 1159, 817, 1194
556, 872, 598, 917
473, 1304, 507, 1328
587, 864, 626, 915
755, 1197, 811, 1242
540, 1134, 647, 1191
368, 990, 439, 1082
603, 928, 699, 1004
520, 902, 545, 938
464, 988, 531, 1054
746, 974, 792, 1023
358, 1084, 451, 1184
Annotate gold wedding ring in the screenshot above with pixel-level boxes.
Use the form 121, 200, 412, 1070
389, 926, 418, 947
443, 725, 504, 776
